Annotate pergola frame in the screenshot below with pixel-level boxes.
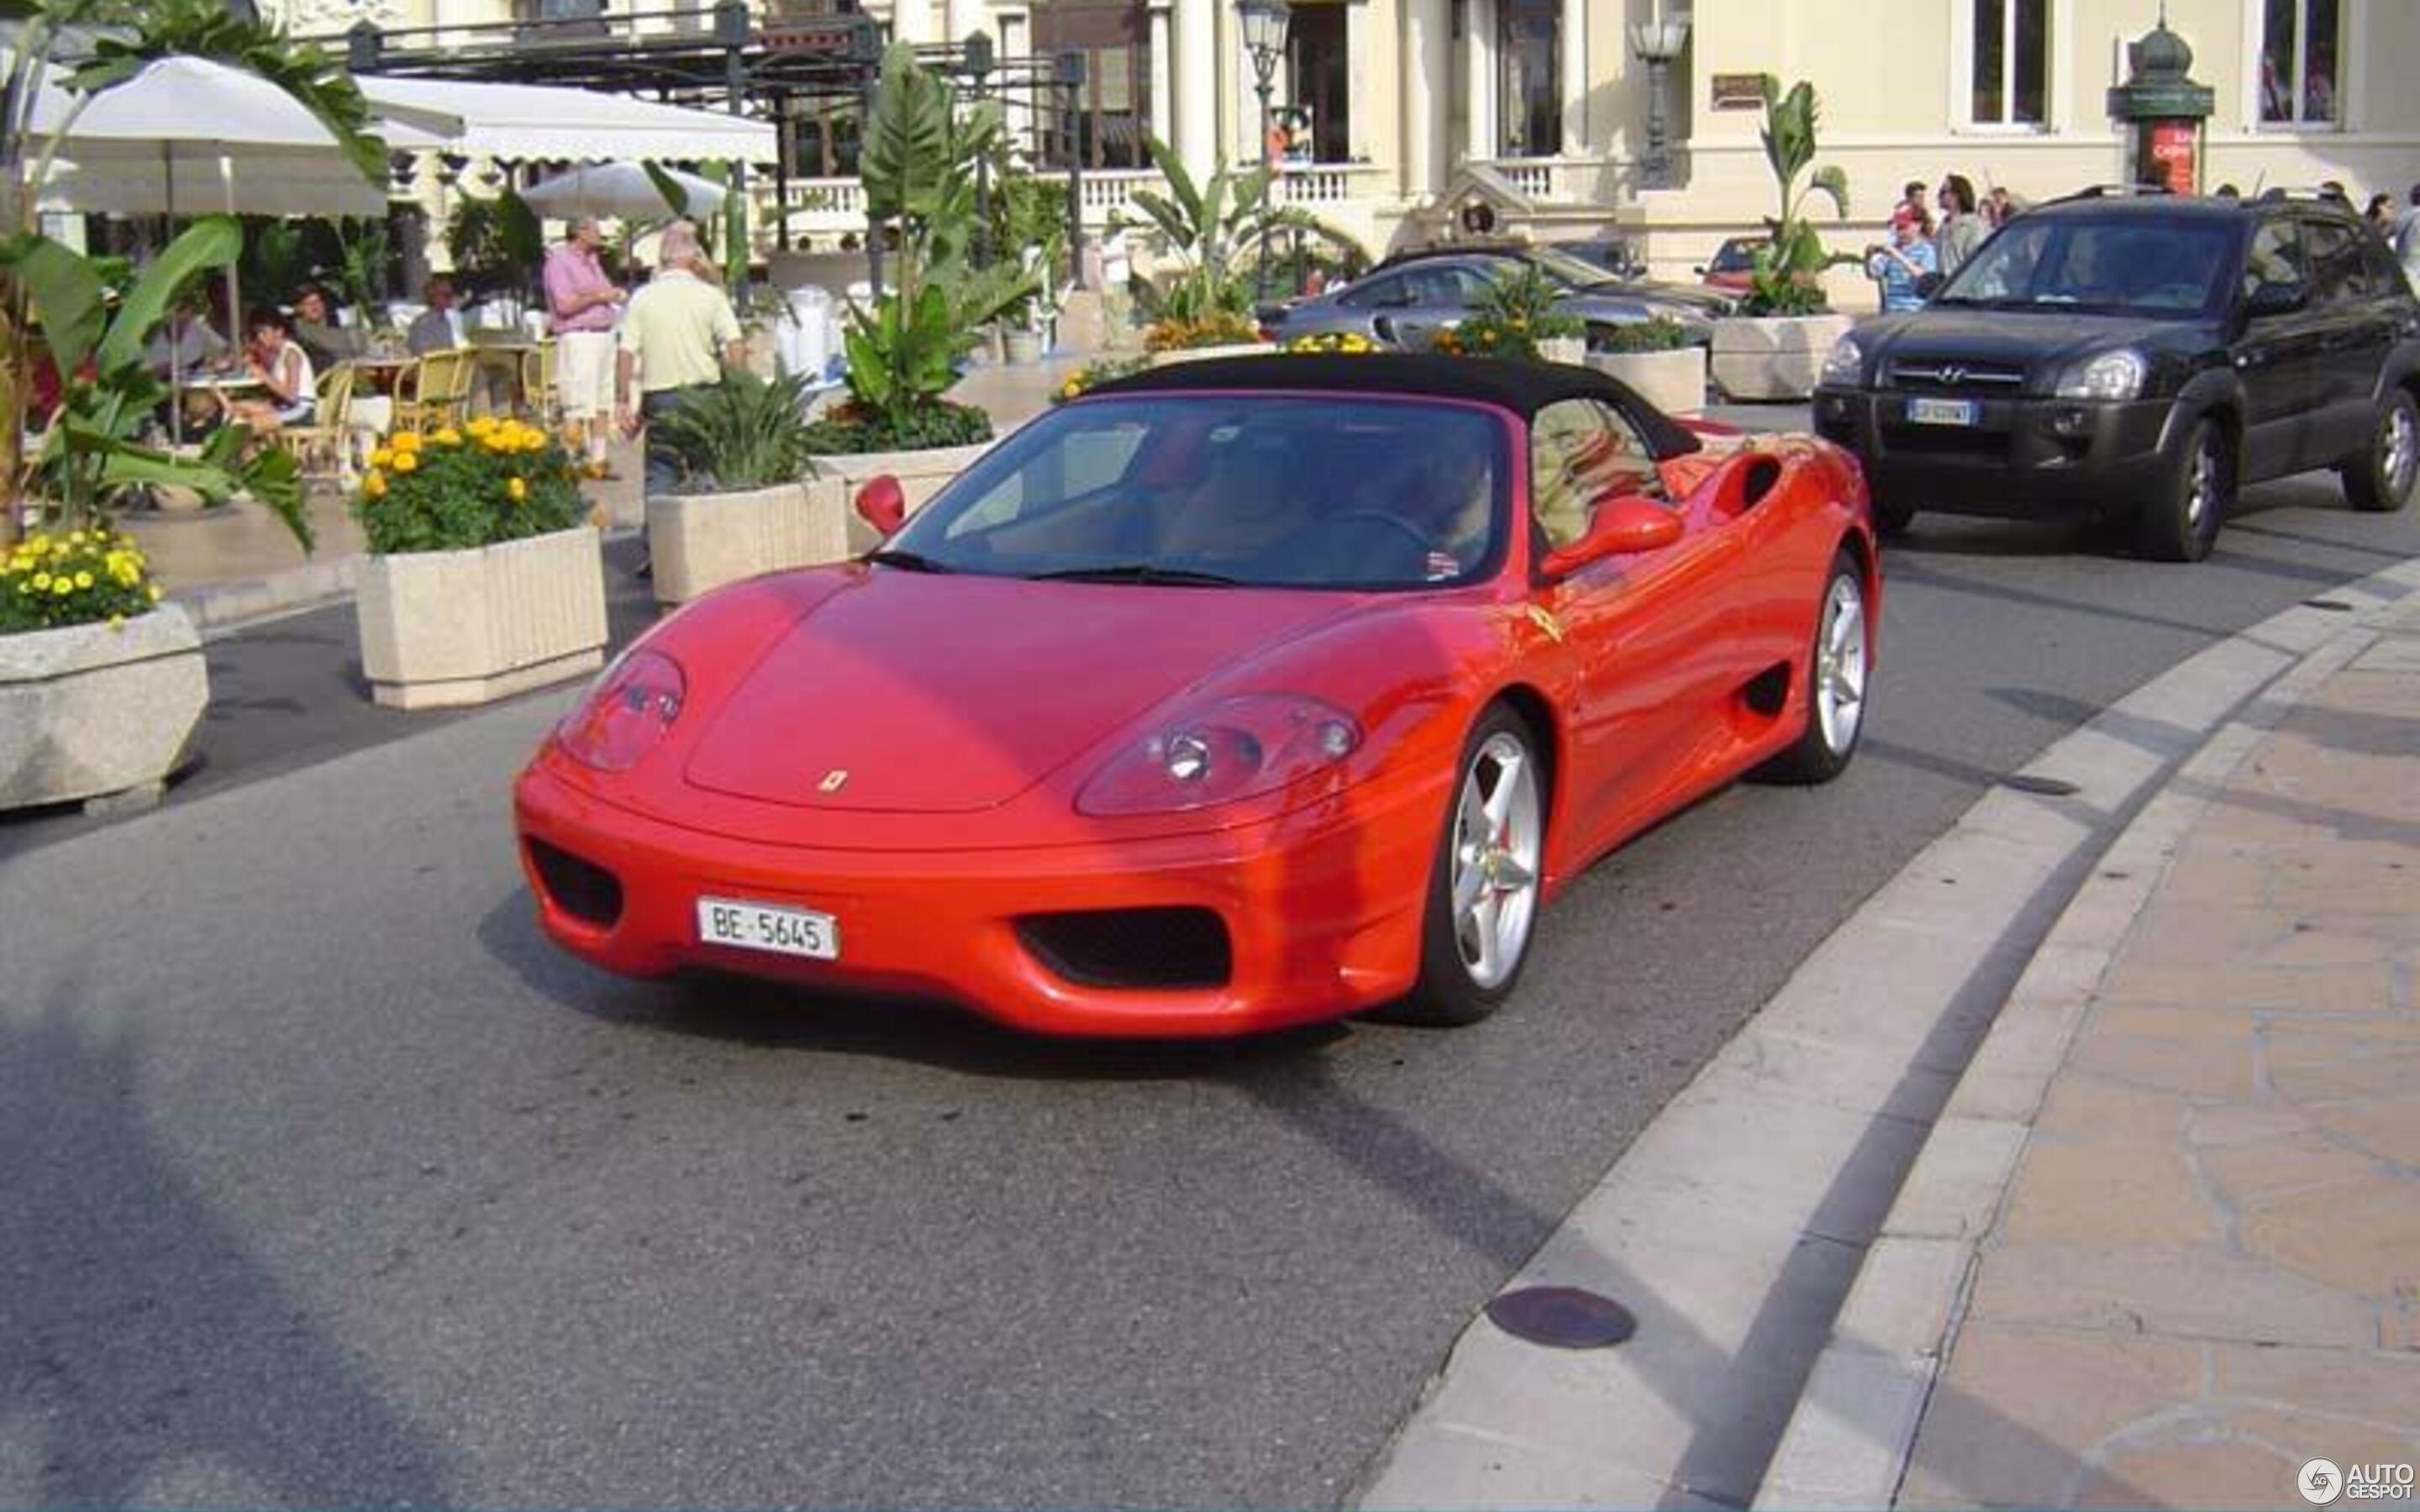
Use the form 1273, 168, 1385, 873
317, 0, 1091, 290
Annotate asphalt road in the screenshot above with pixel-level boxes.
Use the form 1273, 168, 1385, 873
3, 473, 2415, 1507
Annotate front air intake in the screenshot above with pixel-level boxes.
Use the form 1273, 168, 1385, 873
1015, 908, 1233, 990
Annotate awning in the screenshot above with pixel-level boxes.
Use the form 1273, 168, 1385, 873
355, 76, 777, 165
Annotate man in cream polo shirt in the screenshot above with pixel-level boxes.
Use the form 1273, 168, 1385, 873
614, 221, 744, 496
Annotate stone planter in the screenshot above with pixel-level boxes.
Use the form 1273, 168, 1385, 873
1587, 345, 1710, 416
355, 526, 608, 711
649, 479, 849, 606
1710, 313, 1854, 402
0, 604, 208, 813
1536, 334, 1588, 365
1149, 342, 1277, 367
818, 441, 998, 553
1003, 327, 1044, 364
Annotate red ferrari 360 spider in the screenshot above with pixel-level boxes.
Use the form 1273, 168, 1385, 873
514, 354, 1877, 1037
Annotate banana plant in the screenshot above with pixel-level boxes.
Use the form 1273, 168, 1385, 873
0, 216, 308, 546
1127, 134, 1340, 323
1744, 76, 1853, 318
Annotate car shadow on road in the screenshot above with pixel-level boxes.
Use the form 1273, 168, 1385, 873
0, 971, 450, 1506
472, 887, 1345, 1082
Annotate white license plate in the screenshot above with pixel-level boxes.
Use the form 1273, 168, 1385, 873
697, 896, 839, 960
1906, 397, 1978, 427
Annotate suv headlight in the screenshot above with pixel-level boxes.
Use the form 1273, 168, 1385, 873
1819, 334, 1865, 386
2054, 349, 2148, 402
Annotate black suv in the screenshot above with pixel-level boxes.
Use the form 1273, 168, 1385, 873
1812, 189, 2420, 560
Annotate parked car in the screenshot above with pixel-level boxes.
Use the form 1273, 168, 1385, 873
1697, 235, 1763, 295
1263, 244, 1730, 352
516, 354, 1877, 1035
1812, 187, 2420, 560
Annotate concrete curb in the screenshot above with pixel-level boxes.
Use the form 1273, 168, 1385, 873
1352, 555, 2420, 1511
1749, 589, 2412, 1509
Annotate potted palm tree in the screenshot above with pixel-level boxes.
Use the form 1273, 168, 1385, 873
645, 370, 837, 605
1710, 76, 1856, 402
1127, 136, 1334, 362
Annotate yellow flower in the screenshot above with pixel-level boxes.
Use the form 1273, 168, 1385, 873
391, 431, 424, 452
31, 572, 50, 591
108, 615, 124, 631
363, 470, 388, 498
392, 451, 419, 475
506, 477, 528, 502
73, 571, 92, 590
148, 585, 163, 603
52, 578, 71, 596
435, 428, 463, 447
68, 530, 86, 547
369, 447, 394, 469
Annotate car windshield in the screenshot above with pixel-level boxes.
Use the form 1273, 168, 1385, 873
1523, 245, 1627, 289
886, 395, 1509, 591
1932, 218, 2233, 314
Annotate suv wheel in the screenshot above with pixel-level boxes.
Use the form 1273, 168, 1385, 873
2136, 418, 2229, 563
2341, 389, 2418, 514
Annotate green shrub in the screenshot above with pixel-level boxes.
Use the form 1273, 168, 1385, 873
802, 400, 992, 454
1594, 316, 1695, 354
354, 417, 590, 555
655, 370, 818, 491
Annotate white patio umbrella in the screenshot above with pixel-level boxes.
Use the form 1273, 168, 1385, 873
355, 76, 776, 165
519, 160, 724, 221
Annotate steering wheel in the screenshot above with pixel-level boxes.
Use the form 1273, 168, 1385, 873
1263, 508, 1438, 581
1308, 508, 1434, 553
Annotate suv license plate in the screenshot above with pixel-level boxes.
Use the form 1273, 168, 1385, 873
697, 897, 839, 960
1907, 397, 1978, 427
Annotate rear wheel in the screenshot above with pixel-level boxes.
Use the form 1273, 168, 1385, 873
1392, 706, 1546, 1026
1754, 550, 1870, 785
2340, 388, 2418, 514
2135, 417, 2228, 563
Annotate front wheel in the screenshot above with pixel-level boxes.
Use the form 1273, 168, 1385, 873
2340, 388, 2418, 513
1753, 550, 1870, 785
1392, 706, 1547, 1026
2134, 418, 2229, 563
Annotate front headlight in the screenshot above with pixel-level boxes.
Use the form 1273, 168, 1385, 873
2054, 349, 2148, 402
1077, 694, 1362, 816
1820, 334, 1865, 386
554, 648, 686, 772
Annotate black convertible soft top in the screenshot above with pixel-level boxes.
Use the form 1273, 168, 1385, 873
1087, 352, 1704, 459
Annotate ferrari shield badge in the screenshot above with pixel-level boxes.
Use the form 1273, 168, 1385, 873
1525, 604, 1567, 644
818, 769, 850, 794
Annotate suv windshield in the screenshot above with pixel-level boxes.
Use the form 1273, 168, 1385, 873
1933, 218, 2235, 315
887, 395, 1509, 591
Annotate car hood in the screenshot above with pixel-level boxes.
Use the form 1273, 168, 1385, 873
1862, 307, 2217, 385
680, 572, 1360, 813
1586, 279, 1737, 317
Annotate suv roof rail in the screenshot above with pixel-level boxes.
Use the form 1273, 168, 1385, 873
2253, 186, 2355, 207
2049, 184, 2176, 203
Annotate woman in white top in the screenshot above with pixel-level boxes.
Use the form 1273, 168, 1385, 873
228, 306, 315, 434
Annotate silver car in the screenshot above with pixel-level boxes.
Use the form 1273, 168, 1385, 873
1262, 246, 1728, 351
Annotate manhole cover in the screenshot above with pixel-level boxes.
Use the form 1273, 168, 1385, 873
1486, 1286, 1638, 1349
2303, 597, 2354, 612
2001, 774, 2082, 797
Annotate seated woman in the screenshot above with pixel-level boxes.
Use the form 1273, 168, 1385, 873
224, 307, 316, 436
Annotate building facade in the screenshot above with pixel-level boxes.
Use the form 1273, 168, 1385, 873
283, 0, 2420, 293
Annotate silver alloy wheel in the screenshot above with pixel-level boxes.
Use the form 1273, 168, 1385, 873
1449, 730, 1542, 990
1815, 571, 1869, 757
2184, 434, 2216, 529
2384, 404, 2417, 498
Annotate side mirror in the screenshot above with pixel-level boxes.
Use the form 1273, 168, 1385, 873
1913, 272, 1945, 300
2246, 280, 2307, 317
1539, 495, 1684, 578
855, 475, 907, 538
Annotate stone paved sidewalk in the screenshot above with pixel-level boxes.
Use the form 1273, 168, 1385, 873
1897, 600, 2420, 1509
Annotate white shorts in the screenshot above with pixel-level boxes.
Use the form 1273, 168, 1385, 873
555, 329, 616, 420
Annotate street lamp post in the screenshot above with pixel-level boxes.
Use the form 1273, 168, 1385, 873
1234, 0, 1290, 302
1627, 16, 1690, 191
961, 30, 995, 270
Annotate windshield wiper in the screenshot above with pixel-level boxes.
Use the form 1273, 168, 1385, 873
1028, 563, 1242, 586
864, 548, 953, 573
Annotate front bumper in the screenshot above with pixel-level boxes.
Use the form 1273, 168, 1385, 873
1813, 387, 2174, 518
513, 760, 1444, 1037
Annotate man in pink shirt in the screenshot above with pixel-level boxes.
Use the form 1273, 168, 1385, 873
544, 216, 625, 465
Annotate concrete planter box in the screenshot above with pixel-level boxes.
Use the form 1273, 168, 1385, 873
355, 526, 608, 711
1711, 313, 1854, 402
819, 441, 997, 553
0, 605, 208, 813
1588, 346, 1710, 415
1150, 342, 1276, 366
649, 479, 847, 606
1003, 327, 1044, 364
1536, 334, 1588, 365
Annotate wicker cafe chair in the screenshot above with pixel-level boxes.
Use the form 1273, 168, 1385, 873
519, 339, 561, 429
391, 347, 476, 433
271, 363, 358, 481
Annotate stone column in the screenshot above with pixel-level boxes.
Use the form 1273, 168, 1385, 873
1148, 1, 1176, 153
1557, 0, 1585, 155
1174, 0, 1218, 181
1401, 0, 1450, 197
1465, 0, 1496, 161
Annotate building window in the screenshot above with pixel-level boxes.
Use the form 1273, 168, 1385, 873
1284, 3, 1350, 164
790, 102, 862, 180
2260, 0, 2338, 125
1970, 0, 2048, 126
1034, 0, 1152, 171
1497, 0, 1559, 158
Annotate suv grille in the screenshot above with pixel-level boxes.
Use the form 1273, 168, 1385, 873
1886, 360, 2028, 391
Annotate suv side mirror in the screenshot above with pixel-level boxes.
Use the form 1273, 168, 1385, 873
2246, 280, 2307, 317
855, 475, 908, 538
1539, 495, 1683, 578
